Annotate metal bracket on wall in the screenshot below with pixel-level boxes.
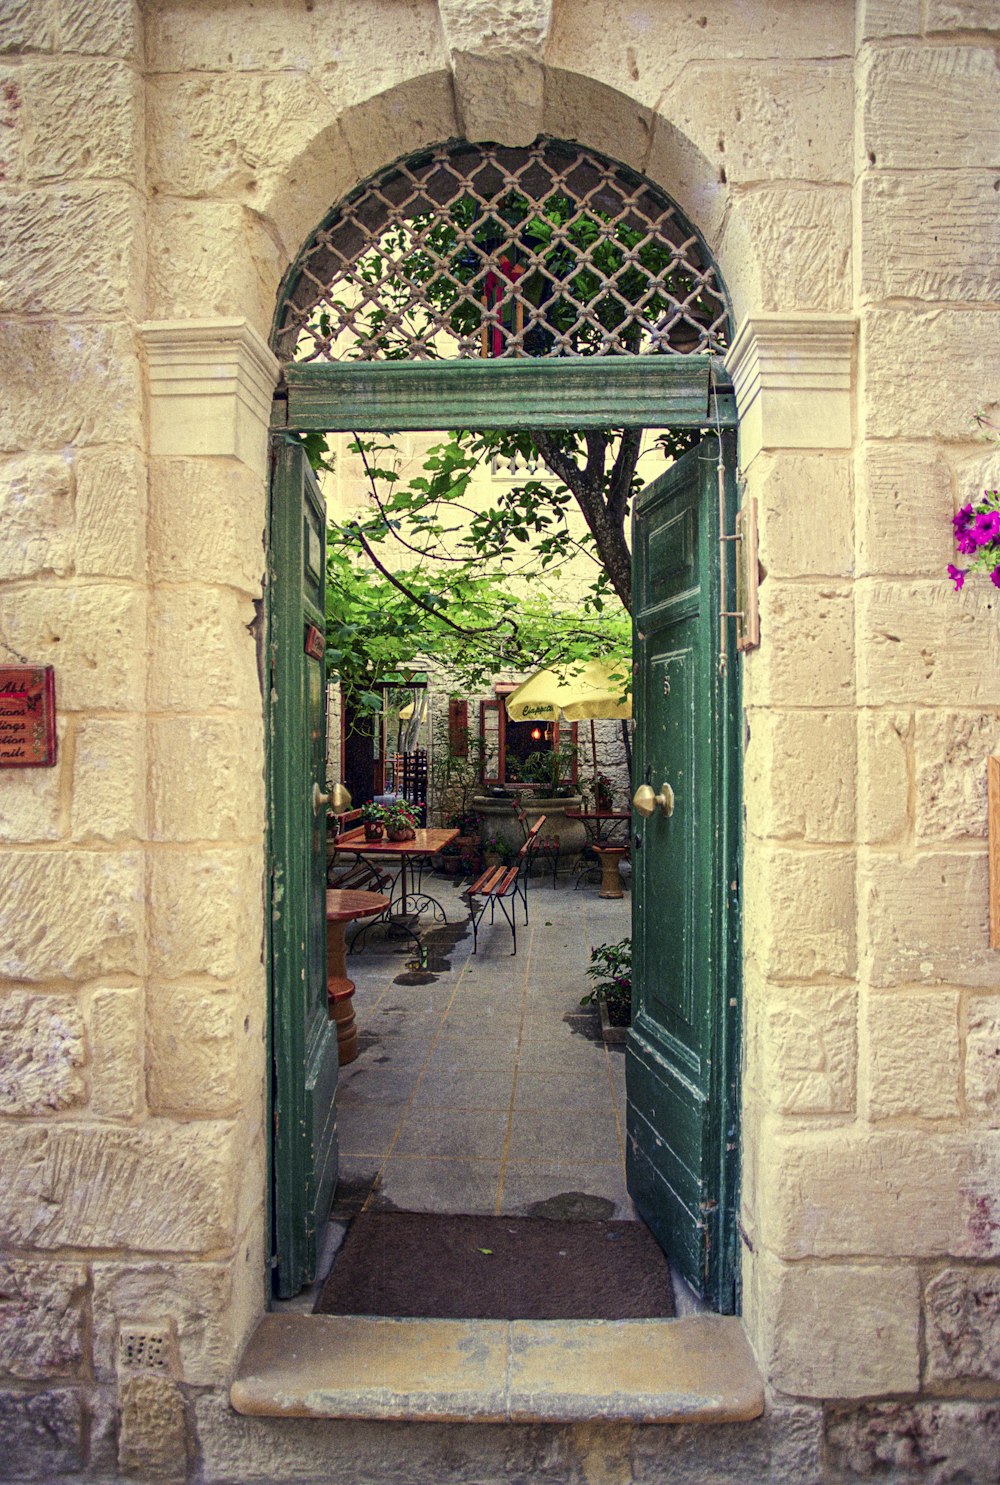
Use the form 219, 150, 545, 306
735, 497, 761, 653
720, 495, 760, 657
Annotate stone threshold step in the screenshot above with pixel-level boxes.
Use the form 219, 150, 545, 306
231, 1313, 763, 1424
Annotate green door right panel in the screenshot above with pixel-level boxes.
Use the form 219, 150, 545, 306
627, 433, 741, 1313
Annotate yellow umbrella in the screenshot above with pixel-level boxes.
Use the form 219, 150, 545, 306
505, 658, 632, 722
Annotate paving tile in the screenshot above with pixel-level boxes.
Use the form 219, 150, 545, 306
393, 1107, 511, 1160
329, 1155, 382, 1218
506, 1109, 623, 1165
517, 1036, 609, 1072
410, 1065, 514, 1111
371, 1156, 503, 1215
425, 1032, 520, 1071
513, 1070, 615, 1112
337, 1062, 424, 1106
441, 1013, 523, 1045
520, 1010, 602, 1045
378, 989, 456, 1016
335, 1102, 409, 1157
498, 1162, 632, 1220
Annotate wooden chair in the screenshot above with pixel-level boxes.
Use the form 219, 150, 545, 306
466, 815, 546, 956
512, 798, 562, 887
326, 809, 394, 895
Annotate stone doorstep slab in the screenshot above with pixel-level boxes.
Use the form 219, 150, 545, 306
230, 1313, 764, 1424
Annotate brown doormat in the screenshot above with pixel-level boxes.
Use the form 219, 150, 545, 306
314, 1210, 675, 1320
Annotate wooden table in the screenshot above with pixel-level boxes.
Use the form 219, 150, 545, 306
331, 827, 460, 961
325, 888, 390, 1063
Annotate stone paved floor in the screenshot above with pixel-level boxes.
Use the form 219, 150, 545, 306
329, 867, 635, 1230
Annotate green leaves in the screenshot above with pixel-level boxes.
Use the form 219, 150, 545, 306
323, 428, 634, 714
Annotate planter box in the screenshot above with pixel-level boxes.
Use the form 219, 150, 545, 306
598, 993, 629, 1046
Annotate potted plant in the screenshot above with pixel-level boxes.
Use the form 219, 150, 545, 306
522, 741, 578, 798
435, 840, 464, 876
382, 800, 419, 842
580, 937, 631, 1045
481, 832, 514, 870
361, 802, 385, 841
594, 772, 615, 811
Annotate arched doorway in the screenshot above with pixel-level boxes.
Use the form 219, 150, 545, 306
266, 137, 741, 1310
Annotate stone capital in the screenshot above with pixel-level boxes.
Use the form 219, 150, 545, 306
140, 319, 280, 466
725, 315, 857, 461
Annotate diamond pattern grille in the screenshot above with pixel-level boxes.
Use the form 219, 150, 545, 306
274, 139, 730, 363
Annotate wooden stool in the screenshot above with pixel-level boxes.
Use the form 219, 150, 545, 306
325, 889, 390, 1065
593, 845, 628, 899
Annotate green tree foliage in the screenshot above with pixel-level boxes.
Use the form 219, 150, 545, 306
317, 428, 643, 713
305, 175, 707, 710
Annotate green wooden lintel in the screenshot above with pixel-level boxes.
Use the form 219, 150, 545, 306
276, 356, 735, 432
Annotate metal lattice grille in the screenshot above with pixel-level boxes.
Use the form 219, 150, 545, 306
274, 139, 730, 363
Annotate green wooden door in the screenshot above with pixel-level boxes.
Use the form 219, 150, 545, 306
628, 433, 741, 1312
268, 435, 338, 1298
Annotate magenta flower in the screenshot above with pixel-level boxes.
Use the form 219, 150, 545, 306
973, 511, 1000, 546
991, 566, 1000, 589
948, 564, 968, 590
953, 503, 975, 533
957, 531, 978, 555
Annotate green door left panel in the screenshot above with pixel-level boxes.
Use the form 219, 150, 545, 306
268, 436, 338, 1299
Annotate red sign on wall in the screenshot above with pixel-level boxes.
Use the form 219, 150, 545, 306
0, 667, 57, 767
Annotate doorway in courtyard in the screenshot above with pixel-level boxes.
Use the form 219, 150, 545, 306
267, 139, 742, 1314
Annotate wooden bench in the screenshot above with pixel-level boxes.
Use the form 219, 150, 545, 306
466, 815, 546, 956
326, 810, 394, 895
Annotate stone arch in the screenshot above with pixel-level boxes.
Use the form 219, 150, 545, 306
256, 66, 759, 339
271, 136, 732, 365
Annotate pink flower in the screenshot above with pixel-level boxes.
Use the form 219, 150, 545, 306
973, 511, 1000, 546
948, 564, 967, 590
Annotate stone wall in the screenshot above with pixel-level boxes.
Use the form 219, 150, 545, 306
0, 0, 999, 1480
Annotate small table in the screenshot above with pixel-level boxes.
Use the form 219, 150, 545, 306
565, 810, 631, 896
326, 889, 390, 1063
331, 827, 460, 961
565, 809, 631, 845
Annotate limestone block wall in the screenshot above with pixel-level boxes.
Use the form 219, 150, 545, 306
0, 3, 267, 1478
736, 0, 1000, 1460
0, 0, 999, 1480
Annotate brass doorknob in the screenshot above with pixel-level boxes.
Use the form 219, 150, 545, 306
632, 782, 675, 818
312, 783, 331, 813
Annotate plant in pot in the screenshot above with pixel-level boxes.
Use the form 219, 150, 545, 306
445, 807, 482, 872
361, 802, 385, 841
447, 808, 481, 840
594, 772, 615, 811
481, 832, 515, 870
435, 840, 463, 876
382, 799, 419, 842
522, 741, 578, 799
580, 937, 631, 1044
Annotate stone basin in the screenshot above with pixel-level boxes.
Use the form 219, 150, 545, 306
473, 794, 586, 858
